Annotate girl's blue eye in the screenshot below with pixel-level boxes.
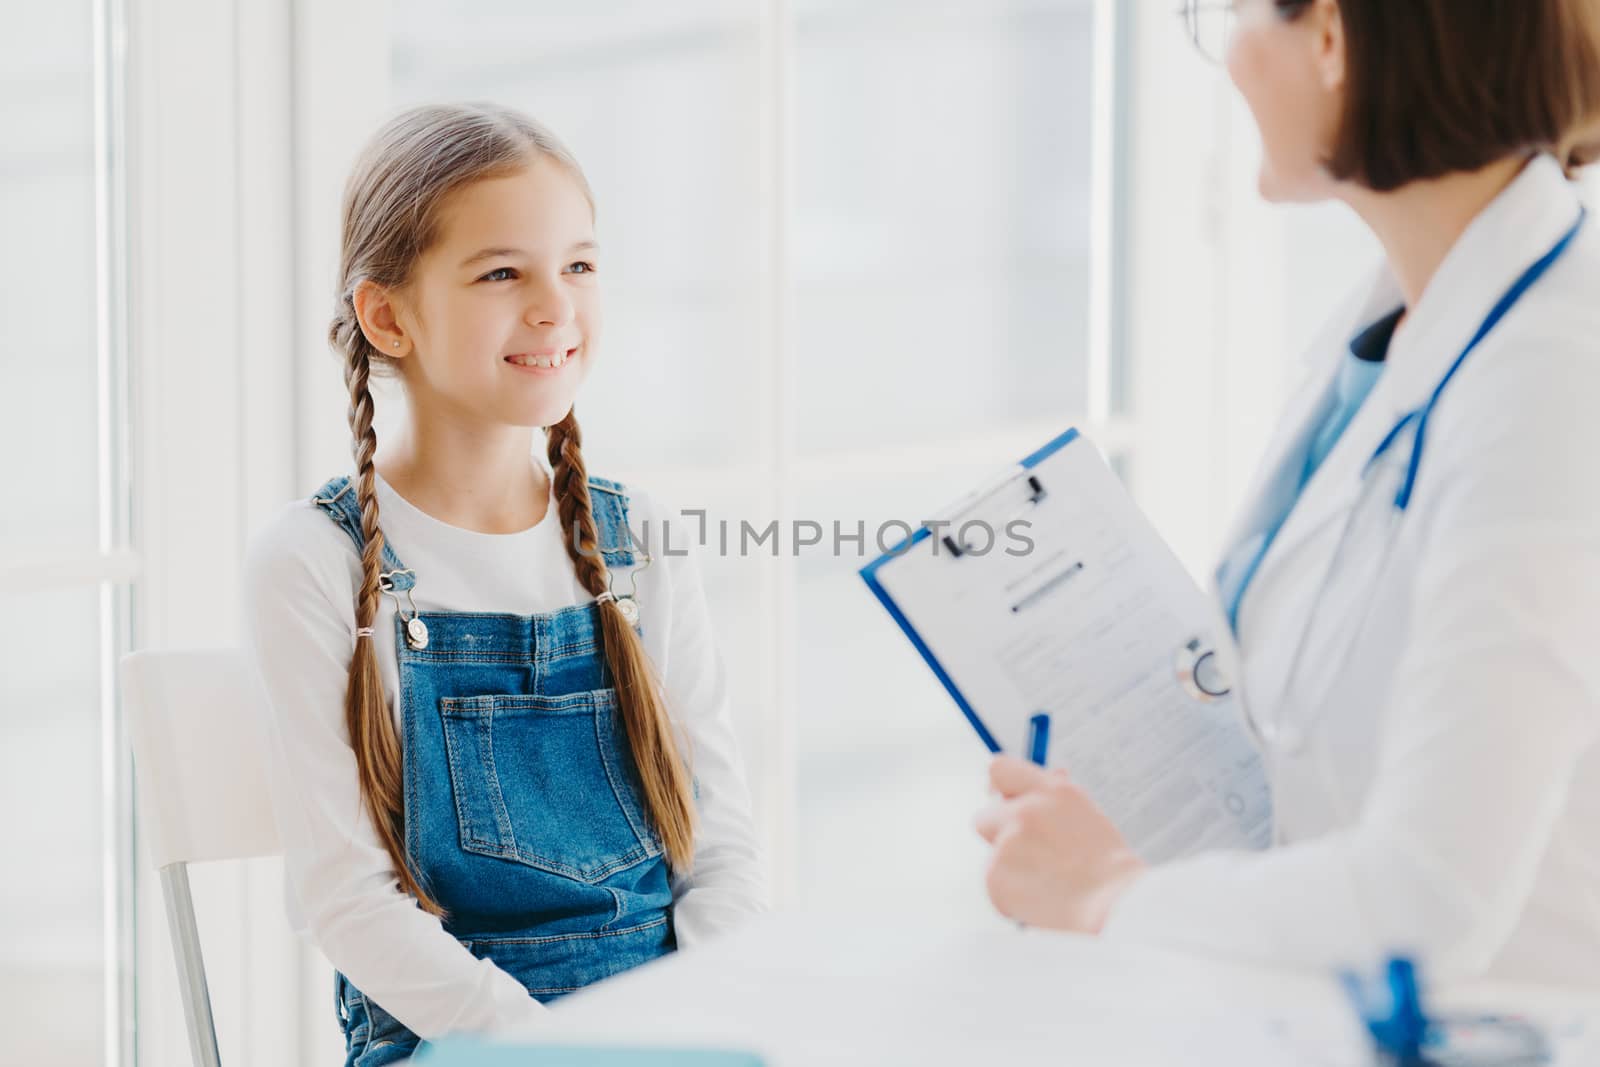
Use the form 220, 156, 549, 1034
480, 267, 516, 282
567, 261, 596, 275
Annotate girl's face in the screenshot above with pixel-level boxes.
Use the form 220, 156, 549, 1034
1225, 0, 1347, 202
394, 157, 600, 430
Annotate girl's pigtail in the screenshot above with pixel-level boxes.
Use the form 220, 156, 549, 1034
547, 409, 698, 872
332, 305, 445, 917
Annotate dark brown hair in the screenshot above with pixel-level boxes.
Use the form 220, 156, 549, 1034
329, 103, 696, 916
1277, 0, 1600, 190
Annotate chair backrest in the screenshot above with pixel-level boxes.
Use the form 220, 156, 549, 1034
122, 648, 280, 868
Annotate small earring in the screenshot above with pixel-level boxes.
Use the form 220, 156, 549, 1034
391, 340, 400, 348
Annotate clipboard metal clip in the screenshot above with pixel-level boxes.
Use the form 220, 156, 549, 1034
929, 467, 1048, 559
1176, 637, 1232, 702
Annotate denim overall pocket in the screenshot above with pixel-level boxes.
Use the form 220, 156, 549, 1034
438, 687, 662, 882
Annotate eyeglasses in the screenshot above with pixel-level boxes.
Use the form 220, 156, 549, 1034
1179, 0, 1313, 65
1179, 0, 1237, 65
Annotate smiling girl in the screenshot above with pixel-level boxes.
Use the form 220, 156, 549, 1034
243, 104, 766, 1064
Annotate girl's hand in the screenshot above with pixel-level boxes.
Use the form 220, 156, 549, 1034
973, 755, 1147, 933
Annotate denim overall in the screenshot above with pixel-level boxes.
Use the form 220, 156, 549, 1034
310, 473, 674, 1066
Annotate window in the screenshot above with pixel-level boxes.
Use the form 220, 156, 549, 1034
0, 0, 135, 1063
381, 0, 1120, 916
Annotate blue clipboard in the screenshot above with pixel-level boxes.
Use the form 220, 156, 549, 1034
858, 426, 1080, 756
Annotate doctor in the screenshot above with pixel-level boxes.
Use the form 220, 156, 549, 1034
974, 0, 1600, 983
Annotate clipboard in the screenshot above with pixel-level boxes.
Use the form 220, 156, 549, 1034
859, 427, 1271, 860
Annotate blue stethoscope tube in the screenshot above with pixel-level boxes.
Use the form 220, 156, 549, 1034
1371, 207, 1588, 511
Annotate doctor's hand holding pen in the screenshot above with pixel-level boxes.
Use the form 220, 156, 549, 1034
972, 755, 1145, 933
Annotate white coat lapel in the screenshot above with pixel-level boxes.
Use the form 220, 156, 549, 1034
1212, 280, 1380, 578
1235, 350, 1401, 641
1211, 265, 1402, 611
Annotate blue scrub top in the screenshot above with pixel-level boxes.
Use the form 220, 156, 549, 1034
1217, 307, 1404, 631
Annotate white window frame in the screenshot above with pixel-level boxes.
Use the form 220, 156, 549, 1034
119, 0, 305, 1062
0, 0, 139, 1061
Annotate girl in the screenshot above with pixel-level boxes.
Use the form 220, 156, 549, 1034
975, 0, 1600, 983
244, 104, 766, 1065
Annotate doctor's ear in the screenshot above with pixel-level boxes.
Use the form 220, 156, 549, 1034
1308, 0, 1346, 93
351, 278, 412, 358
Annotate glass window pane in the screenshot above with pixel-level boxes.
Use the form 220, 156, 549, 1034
792, 464, 1021, 920
382, 4, 1106, 924
789, 0, 1101, 919
0, 585, 105, 1065
791, 0, 1096, 457
0, 0, 100, 552
648, 482, 777, 830
389, 1, 766, 474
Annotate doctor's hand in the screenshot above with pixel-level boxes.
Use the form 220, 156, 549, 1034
973, 756, 1146, 933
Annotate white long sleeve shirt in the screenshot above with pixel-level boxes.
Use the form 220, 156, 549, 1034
242, 469, 768, 1039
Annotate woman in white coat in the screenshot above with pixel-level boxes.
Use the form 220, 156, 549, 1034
974, 0, 1600, 984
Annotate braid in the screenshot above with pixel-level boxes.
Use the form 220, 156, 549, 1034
342, 325, 389, 632
546, 410, 608, 596
547, 410, 699, 872
333, 306, 444, 916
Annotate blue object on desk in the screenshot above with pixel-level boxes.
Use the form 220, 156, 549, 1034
411, 1039, 766, 1066
1027, 712, 1051, 767
1340, 956, 1552, 1066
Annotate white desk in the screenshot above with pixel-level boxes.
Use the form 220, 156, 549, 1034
499, 914, 1599, 1065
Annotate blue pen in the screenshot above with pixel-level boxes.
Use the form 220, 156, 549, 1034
1026, 712, 1051, 767
1006, 713, 1055, 935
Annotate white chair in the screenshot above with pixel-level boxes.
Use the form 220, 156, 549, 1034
122, 649, 281, 1067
